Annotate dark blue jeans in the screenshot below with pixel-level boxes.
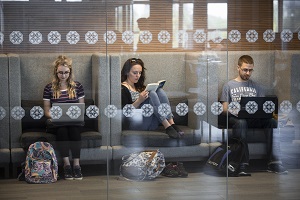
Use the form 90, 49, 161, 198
129, 88, 173, 131
229, 117, 281, 164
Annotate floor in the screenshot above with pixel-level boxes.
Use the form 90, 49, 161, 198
1, 113, 299, 200
0, 161, 300, 200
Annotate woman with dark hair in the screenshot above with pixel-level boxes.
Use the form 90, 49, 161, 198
121, 58, 183, 139
43, 55, 84, 180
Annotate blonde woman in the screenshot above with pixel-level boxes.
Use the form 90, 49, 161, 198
43, 55, 85, 180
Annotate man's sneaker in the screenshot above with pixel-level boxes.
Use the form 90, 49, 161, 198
238, 163, 251, 176
73, 166, 83, 180
175, 162, 188, 177
64, 165, 73, 180
267, 163, 288, 174
161, 163, 179, 177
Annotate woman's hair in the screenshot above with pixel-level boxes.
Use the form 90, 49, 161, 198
238, 55, 254, 67
121, 58, 146, 92
51, 55, 77, 99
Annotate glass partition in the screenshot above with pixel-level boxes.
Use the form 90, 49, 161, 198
0, 0, 299, 199
0, 0, 111, 199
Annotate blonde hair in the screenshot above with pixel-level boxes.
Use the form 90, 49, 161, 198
51, 55, 77, 99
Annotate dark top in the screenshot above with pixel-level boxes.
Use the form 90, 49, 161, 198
121, 85, 133, 108
121, 85, 136, 130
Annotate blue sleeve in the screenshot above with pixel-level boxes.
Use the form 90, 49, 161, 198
253, 81, 265, 97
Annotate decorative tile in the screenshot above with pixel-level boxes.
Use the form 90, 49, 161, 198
211, 30, 223, 43
280, 100, 292, 114
176, 103, 188, 116
211, 102, 223, 115
141, 104, 153, 117
263, 29, 275, 42
85, 31, 98, 44
104, 105, 117, 118
0, 32, 4, 45
245, 101, 258, 114
158, 103, 171, 117
228, 30, 241, 43
281, 29, 293, 42
139, 30, 152, 44
193, 30, 206, 43
29, 31, 42, 44
228, 101, 240, 116
158, 30, 170, 44
30, 106, 44, 120
193, 102, 206, 116
178, 30, 188, 44
123, 104, 135, 117
50, 106, 62, 119
86, 105, 99, 119
122, 31, 134, 44
246, 29, 258, 42
11, 106, 25, 120
0, 106, 6, 120
66, 31, 80, 44
263, 101, 275, 113
104, 31, 117, 44
48, 31, 61, 44
10, 31, 23, 44
66, 105, 81, 119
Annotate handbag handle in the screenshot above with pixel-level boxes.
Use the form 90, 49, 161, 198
145, 150, 158, 166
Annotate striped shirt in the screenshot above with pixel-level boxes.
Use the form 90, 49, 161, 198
43, 81, 85, 103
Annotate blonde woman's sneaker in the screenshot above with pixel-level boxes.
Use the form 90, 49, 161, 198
267, 163, 288, 174
73, 166, 83, 180
64, 165, 73, 180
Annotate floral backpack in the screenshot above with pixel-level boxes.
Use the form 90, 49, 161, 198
25, 141, 58, 184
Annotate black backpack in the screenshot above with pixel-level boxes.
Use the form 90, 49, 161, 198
206, 138, 248, 177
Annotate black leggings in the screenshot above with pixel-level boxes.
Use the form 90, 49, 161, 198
55, 126, 82, 159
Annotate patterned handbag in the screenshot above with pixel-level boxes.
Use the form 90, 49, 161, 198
120, 149, 165, 181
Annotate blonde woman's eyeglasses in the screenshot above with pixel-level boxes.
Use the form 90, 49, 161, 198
57, 71, 70, 75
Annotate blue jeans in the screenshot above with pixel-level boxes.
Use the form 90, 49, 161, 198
229, 117, 281, 164
129, 88, 173, 131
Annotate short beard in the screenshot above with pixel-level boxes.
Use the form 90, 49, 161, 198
241, 75, 249, 81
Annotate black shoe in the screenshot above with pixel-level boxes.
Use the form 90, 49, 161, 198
175, 162, 188, 177
166, 126, 179, 139
64, 165, 73, 180
73, 166, 83, 180
238, 164, 251, 176
172, 124, 184, 137
267, 163, 288, 174
161, 163, 179, 177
